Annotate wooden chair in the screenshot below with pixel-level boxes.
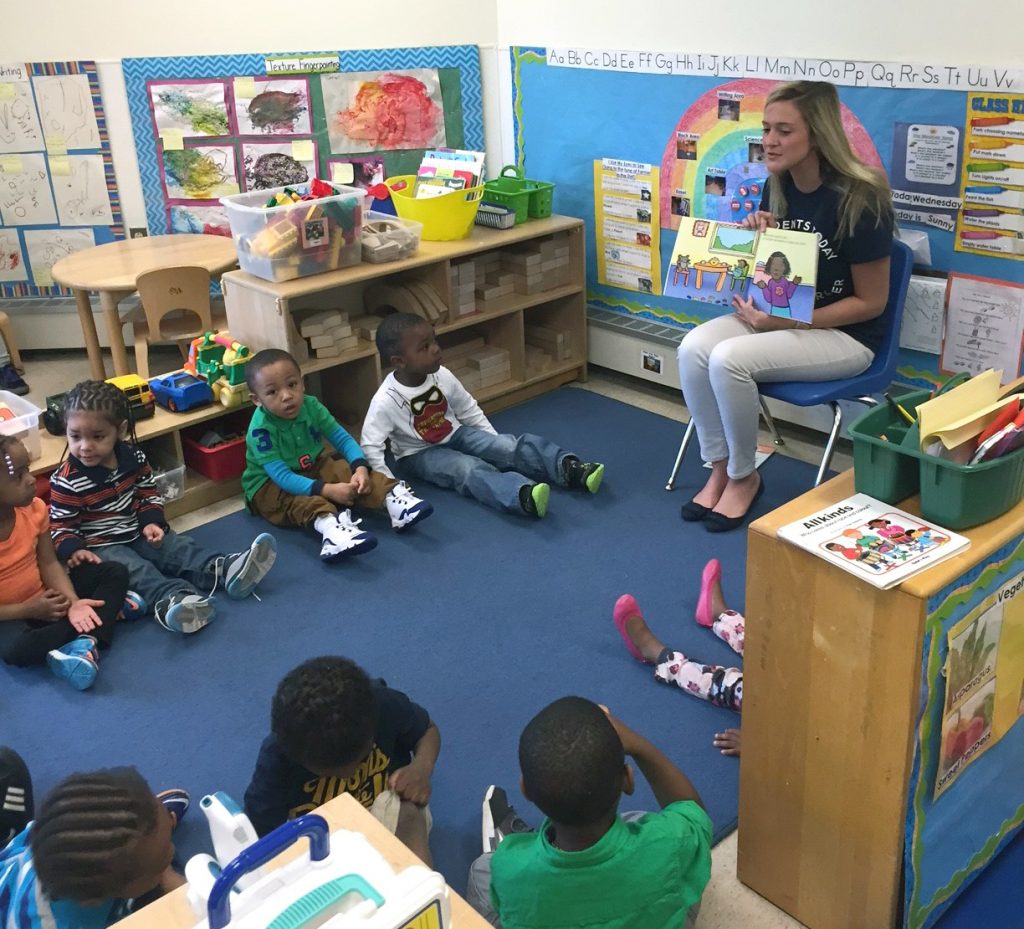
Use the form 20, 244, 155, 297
128, 266, 225, 378
0, 311, 24, 373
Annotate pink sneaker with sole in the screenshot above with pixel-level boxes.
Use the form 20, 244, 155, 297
613, 594, 650, 664
696, 558, 722, 627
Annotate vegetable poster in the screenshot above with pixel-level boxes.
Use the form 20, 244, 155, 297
934, 569, 1024, 797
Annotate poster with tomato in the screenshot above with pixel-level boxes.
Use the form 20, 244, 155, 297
935, 679, 996, 797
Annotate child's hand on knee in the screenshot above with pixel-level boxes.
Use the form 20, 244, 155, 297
388, 762, 432, 806
29, 589, 71, 620
324, 482, 358, 507
351, 467, 371, 496
67, 549, 102, 567
142, 524, 165, 546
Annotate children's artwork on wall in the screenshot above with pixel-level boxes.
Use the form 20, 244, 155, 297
0, 61, 122, 296
321, 69, 446, 153
150, 81, 230, 137
0, 154, 58, 226
22, 227, 95, 285
161, 146, 240, 200
328, 155, 385, 191
241, 140, 317, 191
52, 154, 115, 226
123, 47, 483, 235
32, 74, 101, 149
234, 78, 311, 135
169, 204, 231, 237
0, 81, 44, 154
0, 229, 27, 282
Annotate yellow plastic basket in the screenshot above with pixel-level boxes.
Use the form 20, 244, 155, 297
384, 175, 484, 241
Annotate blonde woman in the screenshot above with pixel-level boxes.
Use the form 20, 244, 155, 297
676, 81, 894, 532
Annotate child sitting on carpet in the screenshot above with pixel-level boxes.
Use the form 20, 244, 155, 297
0, 435, 128, 691
0, 766, 188, 928
244, 655, 440, 865
242, 349, 433, 563
360, 313, 605, 519
466, 697, 711, 929
49, 380, 277, 636
614, 558, 743, 756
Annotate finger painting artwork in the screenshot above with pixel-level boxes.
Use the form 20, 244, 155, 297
169, 204, 232, 237
150, 81, 230, 137
321, 70, 446, 154
0, 82, 44, 154
234, 78, 311, 135
241, 141, 316, 191
23, 227, 95, 283
52, 154, 114, 226
33, 74, 101, 149
0, 154, 58, 226
0, 229, 26, 282
162, 146, 239, 199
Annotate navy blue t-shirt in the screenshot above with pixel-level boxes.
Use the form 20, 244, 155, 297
243, 680, 431, 836
760, 176, 893, 353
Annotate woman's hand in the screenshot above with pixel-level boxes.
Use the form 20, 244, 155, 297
732, 295, 770, 331
741, 210, 776, 231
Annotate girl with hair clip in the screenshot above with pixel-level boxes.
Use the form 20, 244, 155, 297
48, 380, 277, 639
677, 80, 895, 532
0, 435, 128, 691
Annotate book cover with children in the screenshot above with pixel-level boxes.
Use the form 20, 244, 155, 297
663, 217, 818, 322
777, 493, 970, 589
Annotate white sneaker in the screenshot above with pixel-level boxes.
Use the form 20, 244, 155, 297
155, 593, 216, 634
319, 511, 378, 563
385, 481, 434, 532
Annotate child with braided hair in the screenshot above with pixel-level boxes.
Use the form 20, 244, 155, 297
0, 767, 187, 927
0, 435, 128, 691
49, 380, 277, 636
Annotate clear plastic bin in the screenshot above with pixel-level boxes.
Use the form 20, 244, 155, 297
0, 390, 43, 461
221, 182, 365, 283
151, 462, 186, 504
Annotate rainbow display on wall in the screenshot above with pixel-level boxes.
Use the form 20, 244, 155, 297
658, 78, 883, 230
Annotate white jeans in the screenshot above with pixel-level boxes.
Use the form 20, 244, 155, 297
676, 315, 874, 479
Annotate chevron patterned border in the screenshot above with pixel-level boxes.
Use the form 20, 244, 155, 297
123, 47, 483, 237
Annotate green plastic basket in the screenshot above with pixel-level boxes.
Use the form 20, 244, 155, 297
483, 166, 557, 223
848, 389, 929, 504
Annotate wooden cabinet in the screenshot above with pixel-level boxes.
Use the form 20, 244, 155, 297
29, 217, 586, 519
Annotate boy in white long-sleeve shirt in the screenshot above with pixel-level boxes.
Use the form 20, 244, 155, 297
361, 313, 605, 518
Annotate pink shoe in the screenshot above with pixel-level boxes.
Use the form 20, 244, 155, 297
613, 594, 649, 664
695, 558, 722, 627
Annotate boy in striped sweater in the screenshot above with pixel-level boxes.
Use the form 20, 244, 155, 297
49, 381, 277, 635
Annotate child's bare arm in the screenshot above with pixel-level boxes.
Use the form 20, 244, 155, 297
37, 531, 79, 602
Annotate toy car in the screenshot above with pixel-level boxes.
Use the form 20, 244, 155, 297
106, 374, 156, 421
149, 371, 214, 413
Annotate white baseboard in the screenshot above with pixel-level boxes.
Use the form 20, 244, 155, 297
2, 299, 135, 351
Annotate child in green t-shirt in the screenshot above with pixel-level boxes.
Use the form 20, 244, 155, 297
466, 697, 712, 929
242, 350, 433, 563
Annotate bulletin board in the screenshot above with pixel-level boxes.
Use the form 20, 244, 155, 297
510, 47, 1024, 387
122, 46, 482, 237
0, 60, 124, 297
906, 538, 1024, 929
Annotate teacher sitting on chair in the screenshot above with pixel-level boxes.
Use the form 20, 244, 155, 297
676, 80, 894, 532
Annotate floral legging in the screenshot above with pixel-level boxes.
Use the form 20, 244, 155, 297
653, 610, 744, 712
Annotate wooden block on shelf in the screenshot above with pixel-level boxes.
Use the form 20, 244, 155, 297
479, 364, 511, 387
308, 333, 337, 349
351, 314, 383, 339
442, 336, 487, 360
299, 310, 344, 337
474, 283, 508, 301
466, 346, 510, 370
334, 334, 359, 351
315, 344, 342, 358
328, 323, 353, 340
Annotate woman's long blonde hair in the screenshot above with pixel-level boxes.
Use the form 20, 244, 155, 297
764, 81, 894, 239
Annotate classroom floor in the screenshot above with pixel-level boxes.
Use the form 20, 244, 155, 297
18, 346, 847, 929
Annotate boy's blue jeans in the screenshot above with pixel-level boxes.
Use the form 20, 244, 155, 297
399, 426, 570, 513
96, 530, 220, 607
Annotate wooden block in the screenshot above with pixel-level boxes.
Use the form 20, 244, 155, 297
442, 336, 487, 360
474, 283, 505, 301
466, 346, 510, 370
314, 344, 342, 358
309, 333, 337, 349
328, 323, 353, 340
299, 310, 343, 337
479, 365, 511, 387
335, 334, 359, 351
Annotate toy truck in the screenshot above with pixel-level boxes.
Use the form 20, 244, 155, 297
185, 332, 252, 408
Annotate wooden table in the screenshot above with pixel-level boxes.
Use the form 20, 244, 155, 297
738, 470, 1024, 929
113, 793, 490, 929
50, 235, 237, 380
692, 261, 729, 291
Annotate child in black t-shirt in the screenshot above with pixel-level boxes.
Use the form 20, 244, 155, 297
243, 656, 440, 864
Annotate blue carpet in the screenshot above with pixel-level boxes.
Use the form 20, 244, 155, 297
0, 387, 918, 903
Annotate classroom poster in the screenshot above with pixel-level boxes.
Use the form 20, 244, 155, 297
940, 273, 1024, 381
0, 61, 122, 296
934, 569, 1024, 798
593, 158, 661, 295
955, 92, 1024, 261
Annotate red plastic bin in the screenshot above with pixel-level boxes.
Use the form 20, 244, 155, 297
182, 412, 251, 481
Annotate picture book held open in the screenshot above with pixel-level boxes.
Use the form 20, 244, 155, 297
777, 493, 970, 589
663, 217, 818, 322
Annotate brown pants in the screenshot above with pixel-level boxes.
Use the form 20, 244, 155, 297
250, 453, 396, 528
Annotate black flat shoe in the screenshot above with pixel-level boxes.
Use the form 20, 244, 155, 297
680, 499, 712, 522
705, 475, 765, 533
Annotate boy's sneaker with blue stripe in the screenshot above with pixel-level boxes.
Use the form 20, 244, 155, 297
46, 635, 99, 691
209, 532, 277, 599
155, 593, 216, 634
385, 482, 434, 532
120, 590, 147, 621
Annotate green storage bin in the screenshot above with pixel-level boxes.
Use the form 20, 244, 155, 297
849, 389, 929, 503
483, 166, 557, 223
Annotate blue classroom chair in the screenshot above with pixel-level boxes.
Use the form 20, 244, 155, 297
666, 238, 914, 490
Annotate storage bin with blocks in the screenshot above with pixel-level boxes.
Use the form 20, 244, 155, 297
298, 310, 360, 360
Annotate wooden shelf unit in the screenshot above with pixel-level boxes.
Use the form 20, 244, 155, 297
29, 217, 587, 518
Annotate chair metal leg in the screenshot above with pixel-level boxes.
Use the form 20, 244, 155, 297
666, 419, 696, 491
758, 396, 785, 447
815, 401, 843, 487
